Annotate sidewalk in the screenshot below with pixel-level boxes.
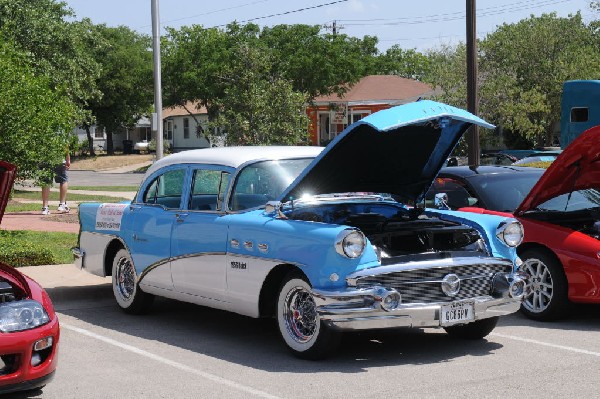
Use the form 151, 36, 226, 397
3, 161, 146, 234
4, 188, 136, 234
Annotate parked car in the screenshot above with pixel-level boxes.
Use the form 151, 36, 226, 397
427, 126, 600, 320
73, 100, 527, 359
133, 140, 150, 154
512, 154, 559, 166
480, 153, 517, 166
0, 161, 60, 395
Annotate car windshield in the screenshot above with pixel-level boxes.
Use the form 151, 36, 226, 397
230, 158, 314, 210
468, 171, 543, 212
536, 189, 600, 212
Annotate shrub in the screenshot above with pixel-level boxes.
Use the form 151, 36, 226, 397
0, 230, 75, 267
0, 236, 56, 267
148, 138, 171, 154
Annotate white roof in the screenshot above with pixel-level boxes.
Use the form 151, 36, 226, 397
145, 146, 323, 176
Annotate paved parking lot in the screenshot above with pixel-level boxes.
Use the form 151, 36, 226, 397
13, 264, 600, 399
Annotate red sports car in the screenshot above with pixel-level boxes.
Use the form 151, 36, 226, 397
427, 126, 600, 321
0, 161, 60, 394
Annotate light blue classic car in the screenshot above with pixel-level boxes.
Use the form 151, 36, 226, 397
73, 100, 528, 359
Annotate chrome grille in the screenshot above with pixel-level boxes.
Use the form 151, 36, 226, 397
355, 263, 512, 304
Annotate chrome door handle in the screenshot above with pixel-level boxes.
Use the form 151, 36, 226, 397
175, 213, 189, 222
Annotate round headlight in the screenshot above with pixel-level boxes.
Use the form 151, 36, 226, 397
496, 220, 524, 247
335, 229, 366, 259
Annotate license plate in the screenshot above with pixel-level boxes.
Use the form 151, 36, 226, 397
440, 301, 475, 326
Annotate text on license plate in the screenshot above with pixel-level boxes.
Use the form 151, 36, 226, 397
441, 302, 475, 325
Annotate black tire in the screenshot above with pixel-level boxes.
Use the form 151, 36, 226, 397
444, 316, 499, 339
519, 248, 568, 321
276, 272, 340, 360
112, 248, 154, 314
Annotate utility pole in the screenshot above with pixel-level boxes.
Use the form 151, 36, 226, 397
323, 20, 344, 37
151, 0, 163, 160
466, 0, 480, 167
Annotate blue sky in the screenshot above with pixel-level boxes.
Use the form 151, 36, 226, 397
63, 0, 593, 51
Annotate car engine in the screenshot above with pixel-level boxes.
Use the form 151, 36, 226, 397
285, 198, 488, 258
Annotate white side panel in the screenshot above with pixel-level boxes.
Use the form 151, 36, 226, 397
170, 254, 227, 301
80, 231, 114, 277
139, 284, 231, 312
225, 255, 281, 318
139, 263, 173, 290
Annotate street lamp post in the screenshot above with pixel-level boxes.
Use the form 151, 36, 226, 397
466, 0, 480, 168
151, 0, 163, 160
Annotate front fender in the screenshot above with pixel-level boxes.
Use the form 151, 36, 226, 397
226, 210, 379, 289
426, 209, 519, 269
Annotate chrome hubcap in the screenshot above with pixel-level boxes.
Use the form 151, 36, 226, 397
283, 286, 317, 344
116, 257, 135, 300
521, 258, 553, 313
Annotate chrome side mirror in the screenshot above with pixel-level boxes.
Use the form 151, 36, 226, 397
434, 193, 450, 210
265, 201, 287, 219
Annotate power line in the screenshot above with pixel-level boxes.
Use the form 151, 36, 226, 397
337, 0, 573, 26
212, 0, 350, 27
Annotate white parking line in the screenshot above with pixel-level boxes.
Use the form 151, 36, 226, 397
491, 332, 600, 357
61, 323, 282, 399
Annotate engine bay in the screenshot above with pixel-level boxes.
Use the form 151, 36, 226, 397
286, 200, 486, 257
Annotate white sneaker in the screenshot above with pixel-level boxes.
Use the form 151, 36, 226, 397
41, 207, 50, 215
57, 203, 70, 213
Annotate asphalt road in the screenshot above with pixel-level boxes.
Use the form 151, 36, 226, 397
13, 265, 600, 399
69, 170, 144, 187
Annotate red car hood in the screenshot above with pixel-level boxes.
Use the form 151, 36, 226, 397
515, 125, 600, 215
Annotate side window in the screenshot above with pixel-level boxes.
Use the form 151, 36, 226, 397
570, 107, 588, 123
427, 178, 476, 209
189, 169, 231, 211
142, 169, 185, 209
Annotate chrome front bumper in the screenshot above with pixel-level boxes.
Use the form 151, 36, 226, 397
312, 272, 527, 331
72, 247, 84, 269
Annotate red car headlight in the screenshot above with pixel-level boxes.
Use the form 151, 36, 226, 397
0, 299, 50, 332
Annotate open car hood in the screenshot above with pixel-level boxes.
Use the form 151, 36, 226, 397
280, 100, 494, 204
0, 160, 16, 225
515, 125, 600, 215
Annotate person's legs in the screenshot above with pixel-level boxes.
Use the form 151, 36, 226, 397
59, 181, 68, 204
41, 186, 51, 215
55, 164, 70, 213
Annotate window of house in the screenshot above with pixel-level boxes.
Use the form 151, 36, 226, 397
571, 107, 589, 123
94, 127, 104, 139
183, 118, 190, 139
164, 120, 173, 140
351, 112, 370, 124
142, 127, 151, 141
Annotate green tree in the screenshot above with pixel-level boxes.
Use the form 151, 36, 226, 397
163, 22, 379, 123
373, 45, 432, 81
210, 45, 310, 146
424, 12, 600, 148
162, 23, 259, 120
0, 41, 77, 182
260, 24, 378, 99
0, 0, 101, 118
480, 12, 599, 146
86, 25, 154, 155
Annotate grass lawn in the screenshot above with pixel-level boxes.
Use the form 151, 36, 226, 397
0, 230, 77, 267
11, 190, 129, 202
70, 185, 139, 192
7, 190, 130, 212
